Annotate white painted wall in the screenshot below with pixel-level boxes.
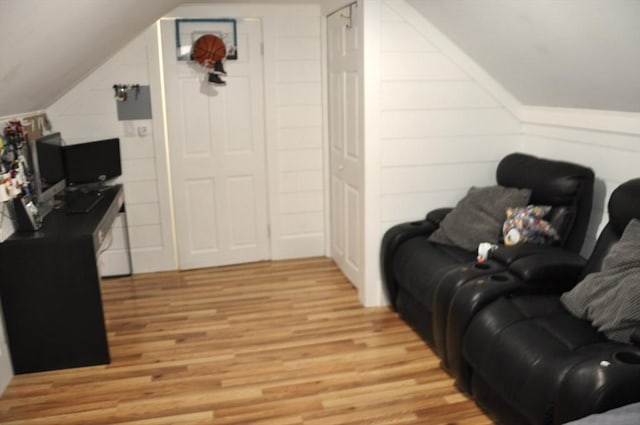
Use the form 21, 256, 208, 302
519, 107, 640, 257
362, 0, 383, 306
270, 7, 326, 258
378, 1, 521, 233
47, 26, 176, 274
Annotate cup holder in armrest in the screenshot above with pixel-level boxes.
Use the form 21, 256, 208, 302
473, 262, 492, 270
613, 351, 640, 365
474, 272, 515, 286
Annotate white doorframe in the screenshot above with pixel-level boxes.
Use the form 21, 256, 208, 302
160, 18, 270, 270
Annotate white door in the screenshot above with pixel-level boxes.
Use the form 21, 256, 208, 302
161, 19, 269, 270
328, 5, 364, 292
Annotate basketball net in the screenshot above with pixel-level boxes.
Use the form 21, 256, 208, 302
197, 45, 236, 83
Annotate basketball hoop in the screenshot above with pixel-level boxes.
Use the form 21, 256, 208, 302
192, 34, 232, 86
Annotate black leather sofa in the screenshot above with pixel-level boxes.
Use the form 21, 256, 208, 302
458, 178, 640, 425
380, 152, 595, 349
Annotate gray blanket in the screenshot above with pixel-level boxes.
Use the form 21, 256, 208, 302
563, 402, 640, 424
561, 219, 640, 343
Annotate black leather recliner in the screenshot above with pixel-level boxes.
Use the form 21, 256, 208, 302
380, 153, 595, 347
458, 178, 640, 425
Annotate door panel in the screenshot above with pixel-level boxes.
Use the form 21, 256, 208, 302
186, 179, 218, 252
345, 72, 359, 160
162, 19, 269, 269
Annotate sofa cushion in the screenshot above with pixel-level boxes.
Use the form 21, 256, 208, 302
561, 219, 640, 343
428, 185, 531, 252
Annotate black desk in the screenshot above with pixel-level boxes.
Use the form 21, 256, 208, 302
0, 185, 125, 374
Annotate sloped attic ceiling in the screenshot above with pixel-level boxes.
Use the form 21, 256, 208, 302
0, 0, 320, 118
0, 0, 184, 117
407, 0, 640, 113
1, 1, 638, 117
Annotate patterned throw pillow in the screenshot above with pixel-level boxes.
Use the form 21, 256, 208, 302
502, 205, 559, 246
428, 185, 532, 252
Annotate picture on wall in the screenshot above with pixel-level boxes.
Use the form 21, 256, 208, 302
175, 18, 238, 61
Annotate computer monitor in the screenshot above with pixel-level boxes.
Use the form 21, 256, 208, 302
63, 138, 122, 188
33, 132, 67, 216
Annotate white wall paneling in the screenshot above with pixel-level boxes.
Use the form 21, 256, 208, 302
379, 0, 520, 237
269, 7, 325, 259
47, 26, 176, 275
520, 108, 640, 257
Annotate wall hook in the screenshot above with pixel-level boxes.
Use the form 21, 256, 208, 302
113, 84, 140, 102
341, 2, 357, 29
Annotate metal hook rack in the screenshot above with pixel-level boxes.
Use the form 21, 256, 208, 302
112, 84, 140, 102
341, 2, 357, 29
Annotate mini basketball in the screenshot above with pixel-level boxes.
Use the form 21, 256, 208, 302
192, 34, 227, 66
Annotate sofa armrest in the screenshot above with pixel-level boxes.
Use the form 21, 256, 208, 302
491, 244, 565, 265
380, 219, 438, 309
508, 250, 586, 288
426, 207, 453, 226
555, 349, 640, 424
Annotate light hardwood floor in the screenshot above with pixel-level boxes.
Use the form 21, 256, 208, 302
0, 257, 493, 424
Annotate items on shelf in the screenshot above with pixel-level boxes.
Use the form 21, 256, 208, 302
1, 121, 33, 203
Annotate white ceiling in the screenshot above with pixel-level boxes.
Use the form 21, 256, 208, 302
407, 0, 640, 113
0, 0, 639, 117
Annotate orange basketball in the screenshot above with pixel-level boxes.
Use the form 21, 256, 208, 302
192, 34, 227, 66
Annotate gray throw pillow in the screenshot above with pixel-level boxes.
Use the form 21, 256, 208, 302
428, 185, 531, 252
561, 218, 640, 343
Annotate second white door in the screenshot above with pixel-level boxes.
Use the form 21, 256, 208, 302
328, 4, 364, 293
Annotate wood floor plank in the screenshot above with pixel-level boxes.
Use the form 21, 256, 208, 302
0, 257, 492, 424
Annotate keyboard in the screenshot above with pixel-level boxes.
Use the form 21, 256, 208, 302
66, 191, 103, 214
